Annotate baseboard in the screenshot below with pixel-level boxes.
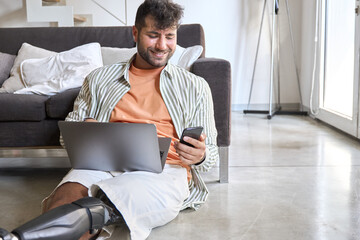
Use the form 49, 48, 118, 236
232, 103, 302, 112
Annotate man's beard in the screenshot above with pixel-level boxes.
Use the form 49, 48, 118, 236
137, 46, 174, 68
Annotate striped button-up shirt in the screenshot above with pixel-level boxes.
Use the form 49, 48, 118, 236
64, 57, 219, 210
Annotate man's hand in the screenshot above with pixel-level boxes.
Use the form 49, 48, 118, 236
84, 118, 98, 122
174, 133, 206, 165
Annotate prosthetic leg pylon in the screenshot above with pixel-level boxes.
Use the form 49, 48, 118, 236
0, 197, 117, 240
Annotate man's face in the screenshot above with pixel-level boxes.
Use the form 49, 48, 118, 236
133, 16, 177, 69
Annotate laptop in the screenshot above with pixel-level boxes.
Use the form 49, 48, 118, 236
58, 121, 171, 173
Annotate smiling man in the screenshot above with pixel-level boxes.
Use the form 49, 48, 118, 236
44, 1, 218, 238
133, 17, 177, 69
2, 1, 218, 240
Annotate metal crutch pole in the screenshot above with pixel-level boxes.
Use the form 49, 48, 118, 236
285, 0, 304, 111
246, 0, 268, 110
268, 0, 278, 119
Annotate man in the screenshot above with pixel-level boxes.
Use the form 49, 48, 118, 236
5, 0, 218, 239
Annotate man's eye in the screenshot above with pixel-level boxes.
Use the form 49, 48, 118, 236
148, 35, 157, 38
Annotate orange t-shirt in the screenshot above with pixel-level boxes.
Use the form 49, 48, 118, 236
109, 63, 191, 181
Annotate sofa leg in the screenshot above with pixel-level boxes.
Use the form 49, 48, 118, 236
219, 146, 229, 183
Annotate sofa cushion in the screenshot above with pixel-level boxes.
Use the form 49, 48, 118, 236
0, 52, 16, 87
101, 47, 137, 66
46, 87, 81, 119
0, 93, 48, 121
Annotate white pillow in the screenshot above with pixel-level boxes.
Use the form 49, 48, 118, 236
15, 42, 103, 96
101, 47, 137, 65
169, 45, 203, 70
0, 43, 56, 93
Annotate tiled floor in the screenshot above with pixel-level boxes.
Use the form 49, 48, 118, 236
1, 112, 360, 239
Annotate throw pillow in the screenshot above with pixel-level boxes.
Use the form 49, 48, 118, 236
101, 47, 137, 65
15, 42, 103, 96
0, 43, 56, 93
169, 45, 203, 70
0, 52, 16, 87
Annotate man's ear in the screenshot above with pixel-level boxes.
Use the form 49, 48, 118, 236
132, 26, 138, 43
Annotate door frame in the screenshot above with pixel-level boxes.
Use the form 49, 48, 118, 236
316, 0, 360, 137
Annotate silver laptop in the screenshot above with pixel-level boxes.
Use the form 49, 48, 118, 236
58, 121, 171, 173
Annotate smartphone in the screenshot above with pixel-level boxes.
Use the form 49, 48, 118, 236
180, 126, 203, 147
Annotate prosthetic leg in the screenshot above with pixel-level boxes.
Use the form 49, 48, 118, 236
0, 197, 123, 240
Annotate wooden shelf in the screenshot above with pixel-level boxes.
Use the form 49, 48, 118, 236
74, 15, 87, 23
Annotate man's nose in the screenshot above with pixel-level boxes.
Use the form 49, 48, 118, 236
155, 36, 167, 50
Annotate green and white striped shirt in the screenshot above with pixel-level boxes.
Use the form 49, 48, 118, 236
65, 57, 219, 210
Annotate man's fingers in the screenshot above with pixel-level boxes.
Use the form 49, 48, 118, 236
182, 134, 206, 148
175, 143, 204, 164
174, 133, 206, 165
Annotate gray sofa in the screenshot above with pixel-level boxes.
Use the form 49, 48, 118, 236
0, 24, 231, 182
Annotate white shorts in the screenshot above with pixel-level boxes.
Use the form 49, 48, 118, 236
43, 164, 189, 240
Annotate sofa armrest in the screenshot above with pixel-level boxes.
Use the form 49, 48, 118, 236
191, 58, 231, 147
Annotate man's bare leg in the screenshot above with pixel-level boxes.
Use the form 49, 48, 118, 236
44, 182, 89, 212
44, 182, 98, 240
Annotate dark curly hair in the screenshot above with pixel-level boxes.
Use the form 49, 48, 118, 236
135, 0, 184, 31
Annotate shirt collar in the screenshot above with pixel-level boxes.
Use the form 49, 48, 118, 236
119, 54, 175, 82
120, 54, 137, 83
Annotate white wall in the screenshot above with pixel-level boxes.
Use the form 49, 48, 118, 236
300, 0, 318, 111
0, 0, 42, 27
177, 0, 304, 109
0, 0, 306, 110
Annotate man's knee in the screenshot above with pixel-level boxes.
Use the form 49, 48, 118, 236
45, 182, 89, 212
